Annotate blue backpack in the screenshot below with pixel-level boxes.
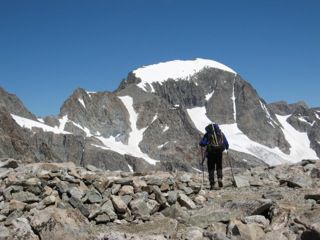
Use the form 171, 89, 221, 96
205, 124, 226, 153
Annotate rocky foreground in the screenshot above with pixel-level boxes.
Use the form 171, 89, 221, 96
0, 158, 320, 240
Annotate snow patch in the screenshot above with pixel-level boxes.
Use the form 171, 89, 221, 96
192, 167, 202, 173
157, 141, 169, 149
95, 96, 159, 165
86, 91, 96, 99
70, 121, 93, 137
276, 114, 318, 162
134, 58, 236, 92
58, 115, 68, 131
187, 107, 212, 133
231, 76, 236, 122
298, 117, 315, 126
11, 114, 70, 134
163, 125, 169, 133
37, 118, 44, 123
315, 112, 320, 120
151, 114, 158, 123
205, 90, 214, 101
127, 164, 134, 173
78, 98, 86, 108
259, 100, 278, 128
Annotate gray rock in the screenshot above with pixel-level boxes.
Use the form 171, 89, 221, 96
167, 191, 178, 205
242, 215, 270, 228
178, 193, 196, 209
0, 225, 10, 239
233, 175, 250, 188
111, 195, 127, 214
147, 199, 160, 215
11, 217, 39, 240
129, 198, 150, 220
188, 207, 232, 227
85, 189, 102, 204
11, 191, 40, 203
151, 186, 167, 205
282, 175, 313, 188
68, 187, 85, 200
69, 196, 90, 217
95, 213, 110, 224
263, 190, 284, 200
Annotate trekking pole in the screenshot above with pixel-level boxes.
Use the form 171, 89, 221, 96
227, 151, 236, 187
200, 146, 205, 190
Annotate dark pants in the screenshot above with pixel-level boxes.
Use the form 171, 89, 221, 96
207, 150, 223, 186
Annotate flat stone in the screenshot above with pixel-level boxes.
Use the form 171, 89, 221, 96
95, 213, 110, 223
11, 191, 40, 203
114, 177, 133, 185
9, 199, 26, 212
145, 175, 163, 186
282, 175, 313, 188
234, 175, 250, 188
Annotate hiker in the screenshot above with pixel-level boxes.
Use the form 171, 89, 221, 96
199, 123, 229, 190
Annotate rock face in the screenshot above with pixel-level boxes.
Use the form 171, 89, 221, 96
0, 87, 36, 120
0, 58, 319, 171
1, 158, 320, 239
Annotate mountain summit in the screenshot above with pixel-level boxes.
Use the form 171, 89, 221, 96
0, 58, 319, 171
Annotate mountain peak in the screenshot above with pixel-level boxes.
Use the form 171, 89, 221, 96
133, 58, 236, 92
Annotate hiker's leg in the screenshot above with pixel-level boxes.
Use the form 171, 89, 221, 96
207, 154, 215, 189
216, 151, 223, 188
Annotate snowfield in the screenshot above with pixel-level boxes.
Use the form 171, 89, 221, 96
134, 58, 236, 92
187, 106, 318, 165
11, 114, 70, 134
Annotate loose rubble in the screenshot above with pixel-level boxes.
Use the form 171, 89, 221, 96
0, 157, 320, 239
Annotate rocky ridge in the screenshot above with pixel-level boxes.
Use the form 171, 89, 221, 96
1, 58, 320, 171
1, 157, 320, 240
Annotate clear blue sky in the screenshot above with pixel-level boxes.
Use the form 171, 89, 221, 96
0, 0, 319, 116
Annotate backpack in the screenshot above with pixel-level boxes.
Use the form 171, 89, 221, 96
205, 124, 226, 153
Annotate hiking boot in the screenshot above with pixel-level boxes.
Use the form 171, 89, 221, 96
218, 181, 223, 188
210, 182, 215, 190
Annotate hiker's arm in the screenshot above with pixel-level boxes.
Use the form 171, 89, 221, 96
199, 133, 208, 147
223, 134, 229, 150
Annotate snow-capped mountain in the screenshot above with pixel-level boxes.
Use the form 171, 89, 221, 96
1, 59, 319, 171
